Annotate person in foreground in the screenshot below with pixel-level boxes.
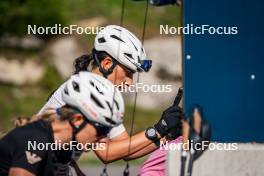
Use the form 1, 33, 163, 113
0, 72, 126, 176
0, 72, 182, 176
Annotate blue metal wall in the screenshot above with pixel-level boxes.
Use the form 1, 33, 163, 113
183, 0, 264, 142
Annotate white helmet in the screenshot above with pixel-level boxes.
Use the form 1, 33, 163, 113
62, 72, 124, 127
94, 25, 152, 73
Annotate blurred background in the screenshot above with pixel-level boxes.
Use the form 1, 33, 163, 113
0, 0, 182, 173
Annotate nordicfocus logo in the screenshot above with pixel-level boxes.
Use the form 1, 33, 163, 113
27, 140, 106, 151
78, 81, 173, 93
160, 24, 238, 35
159, 141, 239, 151
27, 24, 105, 35
116, 83, 172, 93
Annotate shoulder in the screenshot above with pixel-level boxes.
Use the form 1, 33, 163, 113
7, 121, 54, 175
4, 120, 53, 148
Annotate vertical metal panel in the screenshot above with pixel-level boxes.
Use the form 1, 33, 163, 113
183, 0, 264, 142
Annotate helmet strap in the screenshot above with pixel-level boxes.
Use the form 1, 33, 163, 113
92, 48, 117, 78
68, 118, 88, 142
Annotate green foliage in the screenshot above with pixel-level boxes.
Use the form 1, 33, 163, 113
65, 0, 181, 38
0, 0, 69, 36
0, 47, 40, 60
0, 64, 64, 133
38, 64, 64, 92
124, 104, 161, 134
0, 85, 48, 132
0, 0, 181, 38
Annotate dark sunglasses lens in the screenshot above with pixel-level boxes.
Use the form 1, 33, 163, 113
96, 125, 111, 136
141, 60, 152, 72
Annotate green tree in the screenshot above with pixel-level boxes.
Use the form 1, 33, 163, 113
0, 0, 69, 37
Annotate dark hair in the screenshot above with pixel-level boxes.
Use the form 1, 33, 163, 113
73, 51, 110, 74
73, 54, 92, 74
46, 52, 110, 102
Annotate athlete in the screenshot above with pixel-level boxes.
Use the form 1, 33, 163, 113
39, 25, 181, 163
24, 25, 182, 174
0, 72, 125, 176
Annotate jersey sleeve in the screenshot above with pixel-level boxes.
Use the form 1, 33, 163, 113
8, 121, 53, 176
11, 145, 47, 175
108, 123, 126, 139
37, 82, 67, 115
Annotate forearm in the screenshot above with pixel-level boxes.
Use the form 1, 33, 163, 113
124, 142, 157, 160
94, 102, 183, 163
94, 131, 152, 163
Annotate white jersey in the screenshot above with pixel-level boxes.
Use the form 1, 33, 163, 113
38, 81, 126, 139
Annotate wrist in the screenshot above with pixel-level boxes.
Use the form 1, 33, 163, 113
153, 126, 162, 138
154, 123, 167, 137
145, 127, 161, 147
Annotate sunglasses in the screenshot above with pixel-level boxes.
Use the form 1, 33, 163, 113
93, 123, 112, 137
122, 59, 153, 74
139, 59, 152, 72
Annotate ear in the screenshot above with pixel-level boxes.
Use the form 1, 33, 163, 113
100, 57, 113, 70
72, 114, 84, 127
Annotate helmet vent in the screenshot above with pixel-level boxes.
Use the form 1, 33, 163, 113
113, 27, 122, 32
124, 53, 133, 59
91, 93, 104, 108
89, 81, 95, 87
114, 99, 119, 110
105, 117, 117, 125
72, 81, 80, 92
128, 32, 136, 40
98, 37, 106, 43
129, 38, 138, 51
106, 101, 114, 115
64, 86, 69, 95
110, 35, 124, 43
96, 86, 104, 95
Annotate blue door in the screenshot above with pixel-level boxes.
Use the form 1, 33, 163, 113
183, 0, 264, 142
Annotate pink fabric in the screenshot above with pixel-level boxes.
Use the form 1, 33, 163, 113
139, 137, 182, 176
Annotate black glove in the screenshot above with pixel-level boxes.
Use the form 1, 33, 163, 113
154, 106, 183, 137
166, 122, 182, 140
